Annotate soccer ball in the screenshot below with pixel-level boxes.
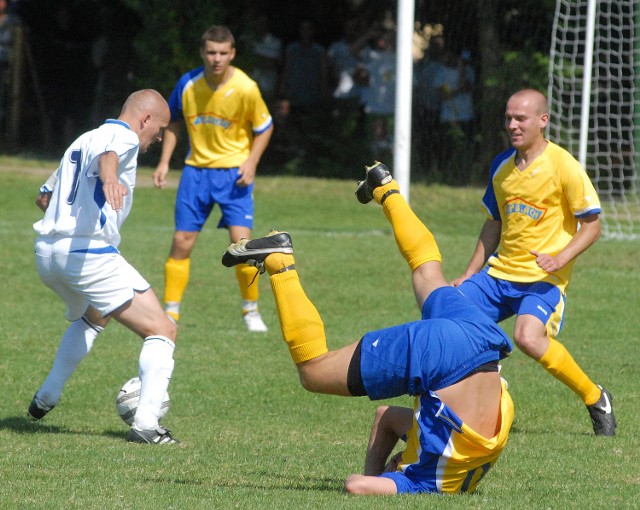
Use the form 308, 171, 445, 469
115, 377, 170, 426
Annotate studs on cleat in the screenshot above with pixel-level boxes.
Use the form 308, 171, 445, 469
355, 161, 392, 204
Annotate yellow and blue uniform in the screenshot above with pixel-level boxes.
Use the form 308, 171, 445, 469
168, 66, 273, 230
481, 142, 600, 290
169, 66, 272, 168
459, 142, 601, 335
382, 380, 513, 494
358, 286, 513, 494
359, 287, 512, 399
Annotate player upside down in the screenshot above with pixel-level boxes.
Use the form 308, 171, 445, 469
222, 162, 515, 495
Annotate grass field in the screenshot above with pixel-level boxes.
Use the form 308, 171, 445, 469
0, 157, 638, 509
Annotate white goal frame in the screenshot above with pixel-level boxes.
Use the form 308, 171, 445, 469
547, 0, 640, 240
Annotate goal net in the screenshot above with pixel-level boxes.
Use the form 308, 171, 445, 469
547, 0, 640, 240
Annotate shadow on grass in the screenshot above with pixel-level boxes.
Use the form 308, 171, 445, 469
0, 415, 66, 434
0, 415, 128, 440
510, 425, 593, 437
202, 469, 345, 492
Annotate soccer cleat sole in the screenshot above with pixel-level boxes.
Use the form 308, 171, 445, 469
355, 161, 392, 204
222, 231, 293, 271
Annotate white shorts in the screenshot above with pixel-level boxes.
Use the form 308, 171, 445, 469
35, 236, 150, 321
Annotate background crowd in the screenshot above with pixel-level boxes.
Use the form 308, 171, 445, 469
0, 0, 553, 185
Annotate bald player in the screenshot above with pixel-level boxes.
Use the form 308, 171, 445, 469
30, 89, 180, 444
451, 89, 616, 436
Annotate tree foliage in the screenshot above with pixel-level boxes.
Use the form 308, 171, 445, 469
13, 0, 557, 184
121, 0, 227, 96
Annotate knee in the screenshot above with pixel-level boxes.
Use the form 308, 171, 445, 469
148, 315, 178, 343
170, 232, 197, 258
162, 317, 178, 342
513, 328, 547, 358
373, 405, 390, 425
84, 307, 109, 328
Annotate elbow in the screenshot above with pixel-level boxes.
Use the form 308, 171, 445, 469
344, 475, 368, 495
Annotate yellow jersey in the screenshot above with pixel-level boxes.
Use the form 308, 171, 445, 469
168, 66, 272, 168
482, 142, 601, 289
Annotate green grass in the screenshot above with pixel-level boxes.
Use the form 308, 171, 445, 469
0, 159, 639, 509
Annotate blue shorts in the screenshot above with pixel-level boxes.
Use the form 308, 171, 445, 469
458, 268, 565, 337
175, 165, 254, 231
359, 287, 513, 400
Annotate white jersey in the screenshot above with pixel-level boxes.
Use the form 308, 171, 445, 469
34, 120, 140, 247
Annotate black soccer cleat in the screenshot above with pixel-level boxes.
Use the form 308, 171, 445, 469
127, 425, 180, 445
355, 161, 393, 204
587, 385, 617, 436
28, 395, 54, 421
222, 230, 293, 274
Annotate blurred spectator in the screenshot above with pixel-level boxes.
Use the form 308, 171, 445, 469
432, 49, 475, 182
356, 25, 397, 163
244, 14, 282, 108
0, 0, 19, 135
326, 17, 368, 163
278, 19, 328, 161
264, 97, 305, 166
46, 3, 95, 147
278, 19, 327, 110
90, 7, 111, 125
327, 17, 366, 106
413, 34, 446, 175
90, 6, 138, 125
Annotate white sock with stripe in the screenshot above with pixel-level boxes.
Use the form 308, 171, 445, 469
37, 318, 103, 407
134, 336, 175, 430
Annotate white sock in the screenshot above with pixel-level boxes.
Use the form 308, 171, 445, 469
134, 336, 175, 430
165, 301, 180, 315
242, 299, 258, 313
37, 318, 103, 406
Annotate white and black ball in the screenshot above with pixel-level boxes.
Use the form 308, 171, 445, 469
115, 377, 170, 426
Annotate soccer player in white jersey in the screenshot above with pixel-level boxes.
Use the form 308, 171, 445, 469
452, 89, 616, 436
29, 89, 180, 444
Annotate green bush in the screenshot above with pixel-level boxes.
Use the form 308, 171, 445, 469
122, 0, 227, 96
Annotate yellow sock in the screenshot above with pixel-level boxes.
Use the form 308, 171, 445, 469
265, 252, 296, 275
373, 181, 442, 271
236, 264, 260, 302
164, 257, 190, 304
539, 338, 601, 405
268, 254, 329, 364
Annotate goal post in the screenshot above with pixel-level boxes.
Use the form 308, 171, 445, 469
547, 0, 640, 240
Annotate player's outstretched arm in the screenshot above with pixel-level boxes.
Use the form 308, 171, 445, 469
236, 124, 273, 187
363, 405, 412, 475
153, 121, 181, 188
